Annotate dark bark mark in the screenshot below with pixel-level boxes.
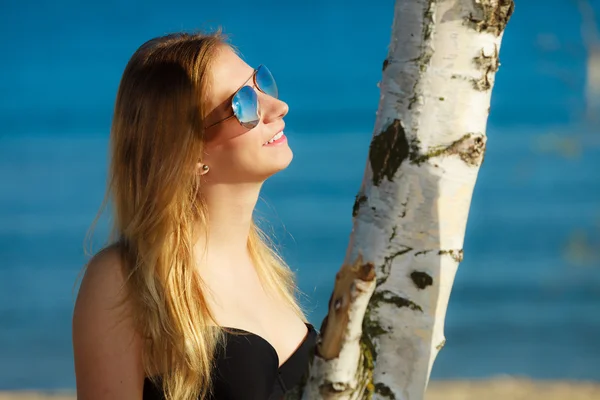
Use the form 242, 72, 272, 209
439, 249, 464, 263
389, 226, 397, 242
352, 194, 367, 217
361, 302, 387, 377
458, 134, 486, 166
399, 199, 408, 218
318, 381, 350, 396
407, 0, 436, 111
371, 290, 423, 312
418, 0, 435, 70
383, 58, 390, 71
436, 339, 447, 351
423, 2, 434, 41
411, 133, 486, 167
410, 271, 433, 289
376, 246, 413, 286
472, 45, 500, 91
374, 382, 397, 399
369, 119, 409, 186
466, 0, 515, 36
363, 249, 413, 369
407, 92, 419, 110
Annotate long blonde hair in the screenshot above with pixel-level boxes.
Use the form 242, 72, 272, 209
92, 31, 306, 400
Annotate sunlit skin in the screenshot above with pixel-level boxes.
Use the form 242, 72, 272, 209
200, 46, 291, 184
189, 47, 306, 351
192, 46, 293, 269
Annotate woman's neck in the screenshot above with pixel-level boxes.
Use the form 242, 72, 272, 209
193, 182, 261, 270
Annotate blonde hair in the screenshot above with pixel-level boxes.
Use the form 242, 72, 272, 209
90, 31, 306, 400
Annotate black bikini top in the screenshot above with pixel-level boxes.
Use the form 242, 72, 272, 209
143, 323, 317, 400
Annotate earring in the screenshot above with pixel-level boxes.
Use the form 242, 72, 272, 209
202, 164, 209, 173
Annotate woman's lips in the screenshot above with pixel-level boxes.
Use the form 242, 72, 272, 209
263, 131, 286, 146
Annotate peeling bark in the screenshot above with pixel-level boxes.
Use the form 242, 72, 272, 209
466, 0, 515, 36
299, 1, 513, 399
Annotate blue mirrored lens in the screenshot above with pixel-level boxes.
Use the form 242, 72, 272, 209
232, 86, 259, 127
255, 65, 278, 99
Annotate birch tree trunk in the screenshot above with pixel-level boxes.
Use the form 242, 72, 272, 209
297, 1, 514, 399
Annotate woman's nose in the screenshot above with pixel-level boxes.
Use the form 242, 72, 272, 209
260, 93, 288, 124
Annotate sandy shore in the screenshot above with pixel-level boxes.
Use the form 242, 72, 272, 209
1, 377, 600, 399
426, 377, 600, 400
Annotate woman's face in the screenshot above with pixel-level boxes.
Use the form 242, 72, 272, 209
201, 46, 291, 184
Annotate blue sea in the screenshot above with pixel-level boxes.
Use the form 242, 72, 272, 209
1, 0, 600, 390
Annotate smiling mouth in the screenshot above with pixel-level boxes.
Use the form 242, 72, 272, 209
263, 131, 285, 145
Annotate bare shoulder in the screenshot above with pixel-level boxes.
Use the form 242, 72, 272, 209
74, 244, 131, 330
76, 244, 128, 305
73, 243, 144, 399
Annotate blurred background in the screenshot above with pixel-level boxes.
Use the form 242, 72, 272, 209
1, 0, 599, 394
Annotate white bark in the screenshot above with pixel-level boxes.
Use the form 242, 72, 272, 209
300, 1, 513, 399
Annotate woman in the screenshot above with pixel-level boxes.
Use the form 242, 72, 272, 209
72, 31, 316, 400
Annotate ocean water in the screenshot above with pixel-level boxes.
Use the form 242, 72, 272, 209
1, 0, 600, 390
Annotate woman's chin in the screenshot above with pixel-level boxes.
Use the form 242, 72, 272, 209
275, 146, 293, 170
261, 148, 293, 179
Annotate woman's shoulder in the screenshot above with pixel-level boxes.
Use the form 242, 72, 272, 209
77, 243, 128, 300
73, 243, 145, 396
73, 242, 135, 338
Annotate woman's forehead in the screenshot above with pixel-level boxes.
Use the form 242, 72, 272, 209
206, 47, 254, 115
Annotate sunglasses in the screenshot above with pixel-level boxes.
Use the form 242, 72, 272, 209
205, 65, 278, 130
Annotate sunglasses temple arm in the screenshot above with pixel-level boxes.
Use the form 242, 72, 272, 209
204, 113, 237, 130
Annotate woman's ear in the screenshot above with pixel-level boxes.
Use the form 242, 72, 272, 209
197, 162, 210, 175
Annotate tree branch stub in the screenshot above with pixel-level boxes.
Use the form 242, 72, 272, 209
318, 255, 376, 360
